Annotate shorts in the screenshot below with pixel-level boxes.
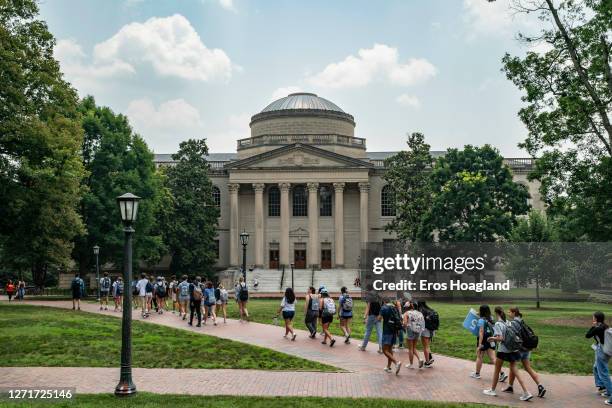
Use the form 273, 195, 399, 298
100, 290, 109, 297
497, 351, 521, 362
282, 310, 295, 320
519, 351, 531, 361
340, 313, 353, 320
406, 328, 421, 341
204, 301, 215, 307
321, 314, 333, 324
382, 333, 396, 346
178, 296, 189, 303
72, 289, 82, 299
421, 328, 433, 338
145, 293, 153, 298
114, 294, 122, 299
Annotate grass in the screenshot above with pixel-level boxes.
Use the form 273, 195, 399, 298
224, 297, 612, 375
0, 304, 334, 372
0, 393, 498, 408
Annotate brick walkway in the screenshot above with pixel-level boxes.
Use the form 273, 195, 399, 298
0, 300, 600, 407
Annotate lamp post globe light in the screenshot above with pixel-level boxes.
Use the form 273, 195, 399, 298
115, 192, 140, 397
93, 245, 100, 301
240, 231, 249, 282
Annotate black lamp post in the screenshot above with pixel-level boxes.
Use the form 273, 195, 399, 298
290, 263, 294, 289
93, 245, 100, 301
115, 192, 140, 397
240, 231, 249, 282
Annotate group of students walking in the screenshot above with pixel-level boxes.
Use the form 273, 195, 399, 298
3, 279, 26, 302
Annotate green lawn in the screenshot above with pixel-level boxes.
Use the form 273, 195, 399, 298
0, 393, 497, 408
227, 297, 612, 375
0, 304, 334, 371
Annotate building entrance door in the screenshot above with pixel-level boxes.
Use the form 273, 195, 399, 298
321, 249, 332, 269
269, 249, 279, 269
294, 249, 306, 269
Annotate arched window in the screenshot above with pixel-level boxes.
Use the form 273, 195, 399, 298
212, 186, 221, 207
292, 185, 308, 216
268, 186, 280, 217
319, 185, 332, 216
381, 185, 396, 217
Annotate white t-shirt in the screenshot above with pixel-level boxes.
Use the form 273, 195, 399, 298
136, 278, 148, 297
280, 297, 296, 312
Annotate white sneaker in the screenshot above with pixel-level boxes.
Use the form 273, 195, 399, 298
483, 389, 497, 397
520, 393, 533, 401
406, 364, 414, 369
383, 367, 392, 373
470, 372, 481, 379
395, 361, 402, 375
357, 346, 366, 351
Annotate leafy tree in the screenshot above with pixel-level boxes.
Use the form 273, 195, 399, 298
0, 0, 85, 288
500, 0, 612, 240
161, 139, 219, 278
419, 145, 531, 243
383, 132, 433, 242
73, 96, 167, 274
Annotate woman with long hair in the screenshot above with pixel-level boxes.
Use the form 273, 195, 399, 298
319, 288, 336, 347
338, 286, 353, 343
483, 306, 532, 401
471, 304, 507, 383
417, 300, 434, 367
304, 286, 319, 338
403, 300, 424, 369
235, 276, 249, 322
277, 287, 297, 340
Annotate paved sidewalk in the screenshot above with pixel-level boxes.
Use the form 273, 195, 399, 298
0, 300, 601, 407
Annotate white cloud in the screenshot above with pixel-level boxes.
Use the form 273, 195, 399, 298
271, 86, 303, 100
307, 44, 436, 89
94, 14, 234, 82
462, 0, 537, 39
396, 94, 421, 109
207, 112, 251, 152
218, 0, 236, 12
126, 98, 205, 152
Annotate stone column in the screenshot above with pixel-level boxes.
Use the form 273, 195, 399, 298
228, 183, 240, 266
333, 182, 345, 268
253, 183, 265, 268
279, 183, 290, 267
359, 182, 370, 247
307, 182, 319, 268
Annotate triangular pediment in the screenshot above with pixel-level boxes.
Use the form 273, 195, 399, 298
224, 144, 373, 169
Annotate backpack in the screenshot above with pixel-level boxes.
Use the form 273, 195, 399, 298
515, 319, 538, 351
193, 284, 203, 301
322, 298, 336, 316
220, 289, 228, 302
101, 277, 111, 291
387, 305, 403, 332
71, 278, 81, 293
483, 318, 495, 339
424, 309, 440, 331
156, 283, 166, 297
145, 281, 153, 293
501, 321, 523, 352
238, 283, 249, 302
214, 288, 221, 300
132, 281, 139, 296
408, 310, 425, 334
602, 328, 612, 357
206, 288, 216, 303
179, 282, 189, 297
115, 282, 123, 296
341, 295, 353, 312
309, 294, 319, 311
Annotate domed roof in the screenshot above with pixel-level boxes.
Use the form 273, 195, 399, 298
261, 92, 345, 113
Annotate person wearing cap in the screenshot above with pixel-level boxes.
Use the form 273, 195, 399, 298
319, 288, 337, 347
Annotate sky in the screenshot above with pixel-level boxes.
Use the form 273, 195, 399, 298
39, 0, 550, 156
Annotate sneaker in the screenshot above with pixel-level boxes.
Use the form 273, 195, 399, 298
470, 372, 481, 379
357, 345, 366, 351
537, 384, 546, 398
483, 389, 497, 397
196, 323, 201, 327
599, 387, 607, 393
602, 392, 611, 398
502, 386, 514, 394
188, 322, 193, 326
330, 339, 336, 347
604, 400, 612, 406
344, 337, 350, 344
499, 372, 508, 383
520, 393, 533, 401
377, 348, 383, 354
383, 367, 392, 373
405, 363, 414, 369
321, 341, 327, 345
395, 361, 402, 375
291, 334, 297, 341
424, 361, 433, 368
418, 359, 424, 369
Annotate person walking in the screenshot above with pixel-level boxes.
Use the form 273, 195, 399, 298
338, 286, 353, 344
5, 280, 15, 302
235, 277, 249, 322
358, 285, 383, 353
586, 311, 612, 405
418, 300, 438, 367
503, 307, 546, 398
304, 286, 319, 338
177, 275, 190, 320
380, 296, 402, 375
189, 276, 203, 327
168, 275, 178, 314
145, 276, 154, 316
482, 306, 532, 401
154, 276, 166, 314
277, 287, 297, 341
112, 276, 123, 312
71, 273, 85, 311
17, 279, 25, 301
99, 272, 111, 311
136, 273, 149, 318
403, 300, 424, 369
319, 288, 336, 347
215, 283, 228, 323
471, 304, 507, 382
203, 281, 217, 326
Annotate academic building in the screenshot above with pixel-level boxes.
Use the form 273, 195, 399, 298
153, 92, 543, 289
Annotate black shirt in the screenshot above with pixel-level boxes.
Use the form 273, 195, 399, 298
586, 322, 608, 344
366, 292, 381, 316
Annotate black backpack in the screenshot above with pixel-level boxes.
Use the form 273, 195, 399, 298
424, 309, 440, 331
238, 284, 249, 301
515, 319, 539, 350
145, 281, 153, 293
71, 278, 81, 293
387, 305, 403, 332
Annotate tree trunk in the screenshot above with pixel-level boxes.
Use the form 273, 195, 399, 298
32, 262, 47, 290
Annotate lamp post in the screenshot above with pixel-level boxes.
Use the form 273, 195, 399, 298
240, 231, 249, 282
115, 192, 140, 397
290, 263, 294, 289
93, 245, 100, 301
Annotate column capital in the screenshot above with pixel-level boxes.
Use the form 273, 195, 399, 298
228, 183, 240, 193
333, 182, 345, 192
307, 182, 319, 193
279, 182, 291, 192
252, 183, 265, 193
358, 182, 370, 193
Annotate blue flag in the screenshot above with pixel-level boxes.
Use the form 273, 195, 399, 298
463, 308, 480, 336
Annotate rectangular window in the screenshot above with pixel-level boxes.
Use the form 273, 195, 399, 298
268, 187, 280, 217
213, 240, 220, 259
